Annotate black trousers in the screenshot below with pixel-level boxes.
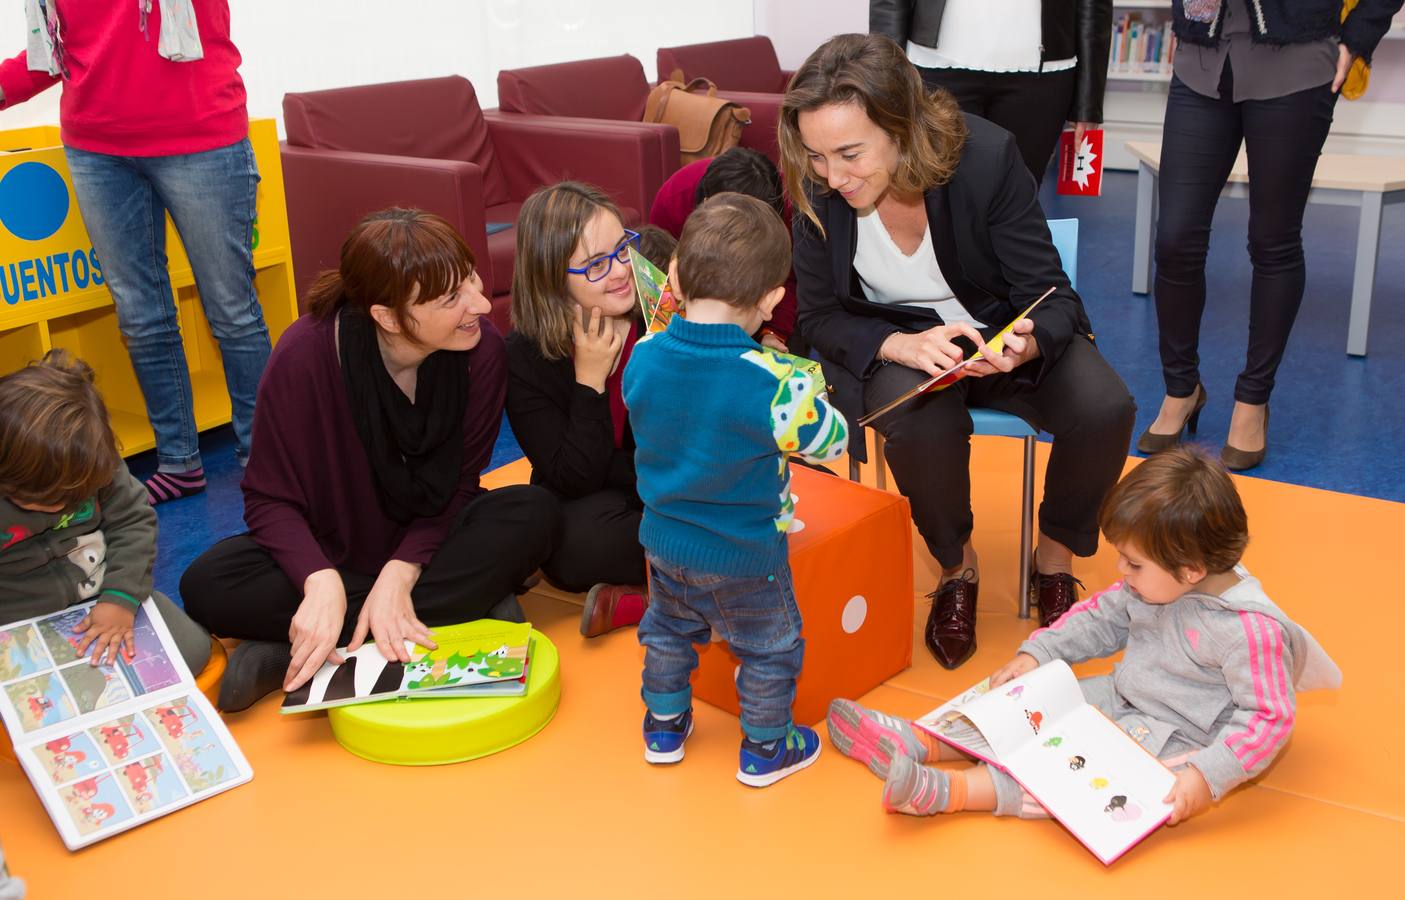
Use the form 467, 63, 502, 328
865, 337, 1135, 569
917, 66, 1076, 186
1154, 66, 1336, 404
540, 487, 646, 592
180, 484, 560, 644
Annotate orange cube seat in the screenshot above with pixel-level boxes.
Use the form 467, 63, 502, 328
690, 466, 914, 726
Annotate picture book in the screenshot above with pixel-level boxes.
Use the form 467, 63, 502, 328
914, 660, 1175, 865
857, 286, 1056, 426
1057, 128, 1104, 196
280, 619, 532, 714
630, 247, 682, 333
0, 599, 253, 851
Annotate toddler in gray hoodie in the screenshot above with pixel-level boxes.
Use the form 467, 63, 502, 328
827, 447, 1340, 825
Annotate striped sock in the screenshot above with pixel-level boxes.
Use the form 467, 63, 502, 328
145, 467, 207, 505
883, 755, 964, 816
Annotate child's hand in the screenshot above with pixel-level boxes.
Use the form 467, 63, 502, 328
989, 652, 1038, 687
1163, 767, 1213, 825
73, 603, 136, 667
759, 331, 787, 352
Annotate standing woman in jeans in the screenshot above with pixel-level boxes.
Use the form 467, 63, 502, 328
1139, 0, 1402, 469
0, 1, 270, 502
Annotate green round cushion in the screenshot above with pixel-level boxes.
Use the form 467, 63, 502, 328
327, 628, 560, 765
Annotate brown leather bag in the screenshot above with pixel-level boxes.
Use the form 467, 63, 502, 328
644, 71, 751, 165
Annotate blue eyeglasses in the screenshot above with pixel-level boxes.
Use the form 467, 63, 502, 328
567, 229, 641, 282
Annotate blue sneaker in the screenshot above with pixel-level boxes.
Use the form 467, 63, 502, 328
737, 724, 822, 787
643, 708, 693, 764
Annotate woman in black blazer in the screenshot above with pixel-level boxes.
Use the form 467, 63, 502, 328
780, 34, 1135, 669
505, 182, 648, 638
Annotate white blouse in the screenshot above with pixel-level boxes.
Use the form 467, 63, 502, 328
905, 0, 1076, 74
853, 207, 985, 328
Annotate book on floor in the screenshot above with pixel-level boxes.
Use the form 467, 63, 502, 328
857, 286, 1056, 426
630, 247, 682, 333
1057, 128, 1104, 196
914, 660, 1174, 865
0, 599, 253, 851
280, 619, 533, 714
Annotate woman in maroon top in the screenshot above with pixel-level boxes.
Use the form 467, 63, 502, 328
181, 209, 558, 711
648, 147, 798, 350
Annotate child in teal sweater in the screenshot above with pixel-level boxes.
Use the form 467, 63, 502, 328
623, 193, 848, 786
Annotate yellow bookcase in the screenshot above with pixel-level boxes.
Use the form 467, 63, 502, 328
0, 119, 298, 456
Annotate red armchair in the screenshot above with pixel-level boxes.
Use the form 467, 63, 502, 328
282, 75, 671, 332
656, 37, 793, 163
657, 36, 793, 93
497, 52, 782, 167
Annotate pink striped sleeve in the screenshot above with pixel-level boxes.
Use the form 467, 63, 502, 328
1224, 612, 1295, 772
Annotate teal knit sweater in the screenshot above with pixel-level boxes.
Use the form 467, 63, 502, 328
623, 316, 848, 577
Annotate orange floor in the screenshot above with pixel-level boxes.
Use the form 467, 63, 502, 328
3, 437, 1401, 896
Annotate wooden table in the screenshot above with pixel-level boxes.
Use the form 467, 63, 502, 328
1127, 140, 1405, 356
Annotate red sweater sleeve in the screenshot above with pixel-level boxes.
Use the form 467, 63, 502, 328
391, 325, 508, 566
0, 51, 61, 108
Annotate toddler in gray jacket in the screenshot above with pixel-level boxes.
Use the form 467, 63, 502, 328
827, 447, 1339, 825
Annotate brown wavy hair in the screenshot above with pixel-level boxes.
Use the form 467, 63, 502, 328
0, 350, 121, 509
304, 208, 477, 343
1099, 447, 1249, 577
511, 181, 636, 361
778, 32, 967, 234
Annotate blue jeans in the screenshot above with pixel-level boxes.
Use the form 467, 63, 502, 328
65, 139, 271, 469
639, 554, 804, 743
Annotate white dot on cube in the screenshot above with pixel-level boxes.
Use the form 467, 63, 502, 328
787, 518, 805, 533
841, 595, 868, 633
733, 665, 741, 683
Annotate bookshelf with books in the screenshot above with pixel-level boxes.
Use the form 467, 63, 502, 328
1100, 5, 1405, 171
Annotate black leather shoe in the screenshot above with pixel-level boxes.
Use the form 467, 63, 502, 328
925, 570, 978, 670
1031, 570, 1086, 628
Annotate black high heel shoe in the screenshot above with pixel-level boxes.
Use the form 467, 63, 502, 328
1221, 404, 1269, 471
1135, 384, 1207, 455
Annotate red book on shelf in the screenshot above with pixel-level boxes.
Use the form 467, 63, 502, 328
1057, 128, 1103, 197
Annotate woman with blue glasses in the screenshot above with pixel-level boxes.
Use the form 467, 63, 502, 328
506, 182, 650, 638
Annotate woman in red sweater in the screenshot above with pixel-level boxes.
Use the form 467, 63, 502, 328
0, 1, 270, 503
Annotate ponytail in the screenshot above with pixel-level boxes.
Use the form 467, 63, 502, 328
304, 269, 347, 319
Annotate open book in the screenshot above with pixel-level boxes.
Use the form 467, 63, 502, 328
915, 660, 1174, 865
630, 247, 682, 333
280, 619, 532, 714
0, 599, 252, 850
857, 286, 1056, 426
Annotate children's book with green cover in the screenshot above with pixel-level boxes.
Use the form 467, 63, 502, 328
280, 620, 532, 714
630, 247, 682, 333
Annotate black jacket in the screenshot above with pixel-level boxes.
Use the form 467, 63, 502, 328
870, 0, 1114, 122
504, 332, 637, 500
1170, 0, 1403, 63
792, 114, 1093, 461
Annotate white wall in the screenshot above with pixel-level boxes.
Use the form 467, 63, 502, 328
755, 0, 867, 69
0, 0, 755, 135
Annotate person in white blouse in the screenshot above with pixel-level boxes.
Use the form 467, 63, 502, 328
871, 0, 1113, 184
781, 34, 1135, 671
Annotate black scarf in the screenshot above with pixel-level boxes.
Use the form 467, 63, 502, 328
338, 306, 469, 524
